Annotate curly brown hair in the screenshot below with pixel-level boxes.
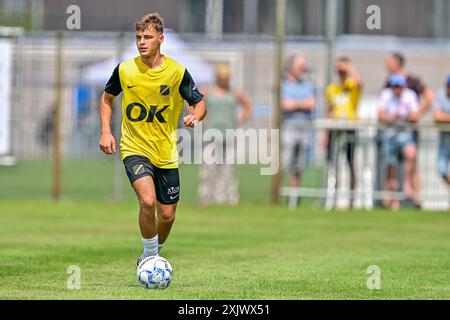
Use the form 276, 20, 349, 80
135, 12, 164, 34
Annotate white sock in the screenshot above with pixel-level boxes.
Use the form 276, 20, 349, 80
142, 235, 159, 258
158, 243, 164, 253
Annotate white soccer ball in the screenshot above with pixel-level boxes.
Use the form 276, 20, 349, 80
136, 255, 173, 289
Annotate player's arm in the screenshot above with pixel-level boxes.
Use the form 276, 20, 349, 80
179, 69, 206, 127
99, 64, 122, 154
99, 92, 116, 154
184, 100, 206, 127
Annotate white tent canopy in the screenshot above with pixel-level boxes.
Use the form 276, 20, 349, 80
82, 30, 214, 86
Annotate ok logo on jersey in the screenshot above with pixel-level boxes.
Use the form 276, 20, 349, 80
126, 103, 169, 123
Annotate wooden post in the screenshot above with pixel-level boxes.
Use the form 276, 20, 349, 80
113, 32, 124, 201
325, 0, 338, 87
271, 0, 285, 204
205, 0, 223, 40
52, 32, 63, 201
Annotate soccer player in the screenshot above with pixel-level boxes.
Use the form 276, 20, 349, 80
432, 75, 450, 186
99, 13, 206, 264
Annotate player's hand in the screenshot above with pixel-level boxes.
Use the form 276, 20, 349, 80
183, 114, 198, 128
99, 132, 116, 154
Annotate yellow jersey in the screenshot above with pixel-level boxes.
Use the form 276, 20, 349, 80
326, 77, 361, 120
104, 55, 203, 168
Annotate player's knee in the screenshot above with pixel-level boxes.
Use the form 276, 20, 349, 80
159, 210, 175, 223
139, 196, 156, 210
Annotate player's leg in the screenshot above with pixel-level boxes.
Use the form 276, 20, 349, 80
153, 167, 180, 252
133, 176, 158, 238
132, 176, 160, 258
156, 202, 177, 249
123, 155, 159, 260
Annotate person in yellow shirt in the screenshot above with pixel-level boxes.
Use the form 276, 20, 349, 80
99, 13, 206, 265
325, 57, 363, 208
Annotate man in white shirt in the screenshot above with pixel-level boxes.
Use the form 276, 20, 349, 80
432, 75, 450, 185
378, 74, 420, 209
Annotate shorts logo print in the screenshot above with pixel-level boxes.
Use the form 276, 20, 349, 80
133, 164, 145, 175
167, 186, 180, 195
168, 186, 180, 200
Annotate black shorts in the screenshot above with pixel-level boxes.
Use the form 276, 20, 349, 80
123, 155, 180, 204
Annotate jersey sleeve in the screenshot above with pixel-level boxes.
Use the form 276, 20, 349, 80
179, 69, 203, 106
104, 64, 122, 96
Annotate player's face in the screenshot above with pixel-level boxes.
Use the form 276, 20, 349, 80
136, 27, 164, 57
385, 55, 400, 74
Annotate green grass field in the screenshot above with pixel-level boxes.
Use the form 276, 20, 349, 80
1, 160, 449, 299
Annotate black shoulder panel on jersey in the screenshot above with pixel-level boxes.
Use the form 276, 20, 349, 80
179, 69, 203, 106
104, 63, 122, 96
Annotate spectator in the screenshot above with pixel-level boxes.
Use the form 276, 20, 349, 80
385, 52, 435, 206
325, 57, 363, 208
378, 74, 420, 210
198, 63, 252, 205
385, 52, 434, 115
432, 74, 450, 186
281, 54, 316, 206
